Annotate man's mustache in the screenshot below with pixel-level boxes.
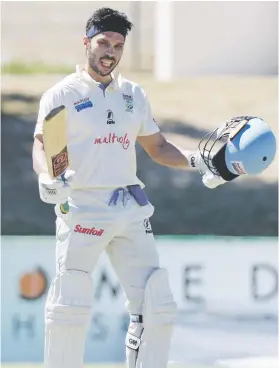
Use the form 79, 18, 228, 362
100, 56, 116, 63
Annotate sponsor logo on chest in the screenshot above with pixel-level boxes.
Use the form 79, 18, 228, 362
106, 109, 115, 124
74, 97, 93, 112
94, 133, 130, 150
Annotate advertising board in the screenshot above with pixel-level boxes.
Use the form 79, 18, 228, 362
1, 236, 277, 362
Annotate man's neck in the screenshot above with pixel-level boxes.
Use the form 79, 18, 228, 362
85, 64, 112, 86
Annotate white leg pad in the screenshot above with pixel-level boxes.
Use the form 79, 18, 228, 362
125, 268, 177, 368
44, 270, 93, 368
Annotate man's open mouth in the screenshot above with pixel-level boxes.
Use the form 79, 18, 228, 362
100, 59, 114, 68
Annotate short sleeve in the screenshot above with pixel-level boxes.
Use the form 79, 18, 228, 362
137, 91, 160, 137
34, 87, 64, 138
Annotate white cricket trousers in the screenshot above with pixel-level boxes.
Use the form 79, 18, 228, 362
54, 187, 160, 315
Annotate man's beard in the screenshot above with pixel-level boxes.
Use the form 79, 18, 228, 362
87, 49, 118, 77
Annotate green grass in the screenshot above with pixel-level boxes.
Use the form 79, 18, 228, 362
1, 61, 73, 75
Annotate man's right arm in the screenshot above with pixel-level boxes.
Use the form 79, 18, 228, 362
32, 87, 62, 176
32, 90, 52, 176
32, 88, 72, 205
32, 134, 48, 175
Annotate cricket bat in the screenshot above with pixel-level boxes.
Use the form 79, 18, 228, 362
43, 105, 69, 213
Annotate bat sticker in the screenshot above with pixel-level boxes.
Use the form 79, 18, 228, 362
51, 146, 68, 177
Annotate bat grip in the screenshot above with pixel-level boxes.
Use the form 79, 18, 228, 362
60, 172, 66, 183
59, 172, 70, 214
60, 202, 69, 214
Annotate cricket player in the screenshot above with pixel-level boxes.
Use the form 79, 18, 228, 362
32, 7, 276, 368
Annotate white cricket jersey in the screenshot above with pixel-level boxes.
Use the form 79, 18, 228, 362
34, 65, 160, 190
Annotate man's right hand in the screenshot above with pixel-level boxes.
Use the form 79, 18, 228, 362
38, 170, 75, 204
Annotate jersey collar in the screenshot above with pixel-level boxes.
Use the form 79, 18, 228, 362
76, 64, 121, 90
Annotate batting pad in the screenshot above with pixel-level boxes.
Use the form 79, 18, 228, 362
126, 268, 177, 368
44, 270, 93, 368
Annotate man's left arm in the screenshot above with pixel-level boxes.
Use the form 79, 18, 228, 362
137, 132, 193, 169
136, 89, 196, 169
137, 132, 225, 189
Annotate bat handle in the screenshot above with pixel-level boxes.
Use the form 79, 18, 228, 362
59, 172, 70, 214
60, 202, 69, 214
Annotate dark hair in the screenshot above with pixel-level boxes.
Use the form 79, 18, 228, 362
86, 8, 133, 38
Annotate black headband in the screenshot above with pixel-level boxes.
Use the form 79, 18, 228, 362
87, 25, 126, 39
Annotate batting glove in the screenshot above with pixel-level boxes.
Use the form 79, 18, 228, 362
201, 171, 226, 189
38, 170, 75, 204
185, 151, 226, 189
185, 151, 209, 173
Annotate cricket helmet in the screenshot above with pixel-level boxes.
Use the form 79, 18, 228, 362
198, 116, 277, 181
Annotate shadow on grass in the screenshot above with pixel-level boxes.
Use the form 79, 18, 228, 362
1, 93, 38, 103
160, 119, 209, 139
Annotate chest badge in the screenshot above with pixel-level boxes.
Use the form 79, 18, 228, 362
122, 93, 133, 113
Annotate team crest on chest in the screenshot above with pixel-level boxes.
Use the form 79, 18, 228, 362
122, 93, 133, 113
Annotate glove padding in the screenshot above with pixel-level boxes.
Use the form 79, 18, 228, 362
38, 170, 75, 204
202, 171, 226, 189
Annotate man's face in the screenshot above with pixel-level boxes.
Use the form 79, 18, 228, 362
85, 31, 125, 76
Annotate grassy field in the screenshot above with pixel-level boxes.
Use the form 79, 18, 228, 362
2, 61, 73, 75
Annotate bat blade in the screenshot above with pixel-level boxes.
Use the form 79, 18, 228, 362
43, 105, 69, 178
